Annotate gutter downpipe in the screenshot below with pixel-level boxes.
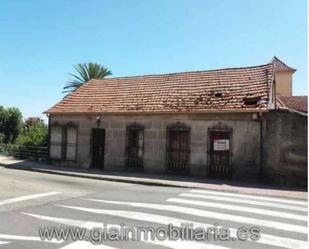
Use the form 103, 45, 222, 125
47, 114, 51, 163
259, 112, 263, 182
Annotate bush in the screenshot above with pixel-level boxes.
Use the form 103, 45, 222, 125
16, 122, 48, 147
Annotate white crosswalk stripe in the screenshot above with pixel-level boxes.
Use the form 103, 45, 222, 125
60, 237, 230, 249
180, 193, 307, 212
166, 197, 307, 221
0, 241, 9, 245
24, 213, 230, 249
85, 197, 307, 230
0, 233, 62, 243
54, 203, 307, 249
60, 241, 118, 249
17, 188, 308, 249
0, 192, 62, 206
190, 190, 307, 206
73, 198, 307, 234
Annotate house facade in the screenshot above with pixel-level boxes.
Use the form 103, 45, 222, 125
45, 57, 307, 187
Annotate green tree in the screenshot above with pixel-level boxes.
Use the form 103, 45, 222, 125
63, 63, 112, 94
0, 106, 7, 134
16, 120, 48, 147
0, 106, 22, 143
0, 133, 5, 144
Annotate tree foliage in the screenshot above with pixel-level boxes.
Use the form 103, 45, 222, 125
25, 117, 43, 127
0, 106, 23, 143
63, 63, 112, 94
16, 118, 48, 147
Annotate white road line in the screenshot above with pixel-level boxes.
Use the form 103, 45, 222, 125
60, 241, 118, 249
0, 233, 62, 243
166, 198, 307, 234
144, 237, 230, 249
180, 193, 307, 212
166, 197, 306, 221
85, 198, 307, 234
0, 241, 9, 245
53, 205, 307, 249
22, 212, 106, 230
60, 235, 231, 249
0, 192, 61, 206
24, 213, 230, 249
191, 190, 307, 206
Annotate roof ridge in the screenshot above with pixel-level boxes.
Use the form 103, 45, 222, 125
45, 60, 274, 114
89, 63, 272, 81
272, 56, 296, 72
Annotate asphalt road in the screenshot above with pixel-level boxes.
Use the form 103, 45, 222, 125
0, 165, 307, 249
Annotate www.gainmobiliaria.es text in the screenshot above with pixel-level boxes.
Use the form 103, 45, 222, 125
39, 223, 261, 243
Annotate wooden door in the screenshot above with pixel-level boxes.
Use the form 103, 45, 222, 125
92, 129, 105, 169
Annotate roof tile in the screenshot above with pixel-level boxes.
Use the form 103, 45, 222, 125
46, 63, 274, 114
277, 96, 307, 113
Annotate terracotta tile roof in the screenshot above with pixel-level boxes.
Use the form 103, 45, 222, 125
277, 96, 307, 113
46, 63, 274, 114
272, 56, 296, 73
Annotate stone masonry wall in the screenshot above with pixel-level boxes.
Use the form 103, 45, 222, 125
50, 113, 261, 179
262, 110, 307, 188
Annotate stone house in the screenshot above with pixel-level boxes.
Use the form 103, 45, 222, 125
45, 57, 307, 187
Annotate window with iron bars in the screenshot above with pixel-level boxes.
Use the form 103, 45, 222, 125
50, 123, 78, 161
125, 123, 144, 169
166, 123, 190, 174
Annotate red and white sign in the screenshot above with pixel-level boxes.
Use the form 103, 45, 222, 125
214, 139, 229, 151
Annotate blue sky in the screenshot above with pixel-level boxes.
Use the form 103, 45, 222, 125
0, 0, 307, 120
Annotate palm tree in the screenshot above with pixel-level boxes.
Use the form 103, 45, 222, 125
63, 63, 112, 93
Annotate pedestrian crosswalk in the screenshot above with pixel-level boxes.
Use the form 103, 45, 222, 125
23, 212, 230, 249
166, 196, 306, 220
179, 192, 307, 212
3, 188, 309, 249
190, 190, 308, 206
82, 198, 306, 234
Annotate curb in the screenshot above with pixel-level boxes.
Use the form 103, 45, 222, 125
0, 163, 195, 189
1, 161, 307, 200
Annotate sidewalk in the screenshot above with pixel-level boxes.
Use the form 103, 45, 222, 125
0, 155, 307, 200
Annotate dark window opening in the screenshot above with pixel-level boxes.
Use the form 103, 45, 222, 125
208, 90, 223, 98
126, 123, 144, 169
243, 97, 261, 106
